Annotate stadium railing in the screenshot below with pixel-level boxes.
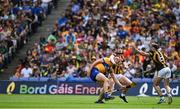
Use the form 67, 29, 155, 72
9, 77, 180, 83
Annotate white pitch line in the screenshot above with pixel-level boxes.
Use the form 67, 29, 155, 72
0, 107, 179, 109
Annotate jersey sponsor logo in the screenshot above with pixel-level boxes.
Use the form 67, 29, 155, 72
6, 82, 15, 94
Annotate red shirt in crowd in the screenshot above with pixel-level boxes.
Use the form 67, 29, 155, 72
44, 44, 55, 53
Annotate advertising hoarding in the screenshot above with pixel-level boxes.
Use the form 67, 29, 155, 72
0, 81, 179, 96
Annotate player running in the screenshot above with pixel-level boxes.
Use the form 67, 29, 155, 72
132, 43, 172, 104
87, 53, 125, 102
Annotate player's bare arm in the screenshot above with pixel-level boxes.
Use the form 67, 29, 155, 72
109, 67, 124, 89
87, 59, 103, 76
163, 52, 174, 60
133, 45, 150, 56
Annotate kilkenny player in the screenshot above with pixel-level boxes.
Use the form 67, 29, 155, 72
133, 43, 172, 104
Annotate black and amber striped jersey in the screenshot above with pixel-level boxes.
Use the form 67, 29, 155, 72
149, 50, 168, 71
112, 64, 124, 74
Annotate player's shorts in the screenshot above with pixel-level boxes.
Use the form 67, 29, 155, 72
155, 67, 171, 79
114, 74, 123, 80
90, 68, 99, 81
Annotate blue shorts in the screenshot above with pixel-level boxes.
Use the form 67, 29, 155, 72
90, 68, 99, 81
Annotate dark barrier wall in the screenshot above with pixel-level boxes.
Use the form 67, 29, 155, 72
0, 81, 179, 96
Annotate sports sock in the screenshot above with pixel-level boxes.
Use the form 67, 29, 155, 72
160, 96, 164, 100
121, 93, 125, 97
98, 91, 104, 100
167, 93, 172, 97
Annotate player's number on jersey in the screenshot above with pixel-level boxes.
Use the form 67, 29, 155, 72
157, 51, 165, 64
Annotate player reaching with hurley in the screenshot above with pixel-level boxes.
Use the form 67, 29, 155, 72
87, 53, 125, 102
95, 51, 137, 103
132, 43, 172, 104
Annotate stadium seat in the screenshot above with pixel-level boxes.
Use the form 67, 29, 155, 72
74, 77, 93, 83
28, 77, 39, 81
57, 77, 66, 82
142, 78, 152, 83
9, 76, 19, 81
66, 75, 76, 82
131, 78, 142, 83
19, 77, 29, 81
132, 78, 152, 83
171, 79, 180, 83
39, 77, 49, 81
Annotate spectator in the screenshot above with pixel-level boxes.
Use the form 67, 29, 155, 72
65, 29, 76, 44
32, 63, 41, 77
66, 62, 77, 76
117, 25, 129, 40
0, 53, 4, 73
0, 0, 55, 73
13, 0, 180, 80
20, 64, 33, 78
57, 13, 68, 27
47, 34, 57, 44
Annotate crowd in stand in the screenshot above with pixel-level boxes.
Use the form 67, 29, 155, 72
0, 0, 56, 73
13, 0, 179, 80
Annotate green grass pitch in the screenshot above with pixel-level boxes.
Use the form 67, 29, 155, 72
0, 94, 179, 109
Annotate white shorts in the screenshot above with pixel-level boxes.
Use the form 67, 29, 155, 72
154, 67, 171, 79
114, 74, 124, 80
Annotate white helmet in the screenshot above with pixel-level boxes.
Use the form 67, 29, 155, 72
110, 54, 116, 64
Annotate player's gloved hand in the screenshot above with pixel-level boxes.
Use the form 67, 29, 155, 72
131, 82, 137, 88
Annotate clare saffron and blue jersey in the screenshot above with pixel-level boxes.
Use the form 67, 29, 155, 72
94, 57, 113, 74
